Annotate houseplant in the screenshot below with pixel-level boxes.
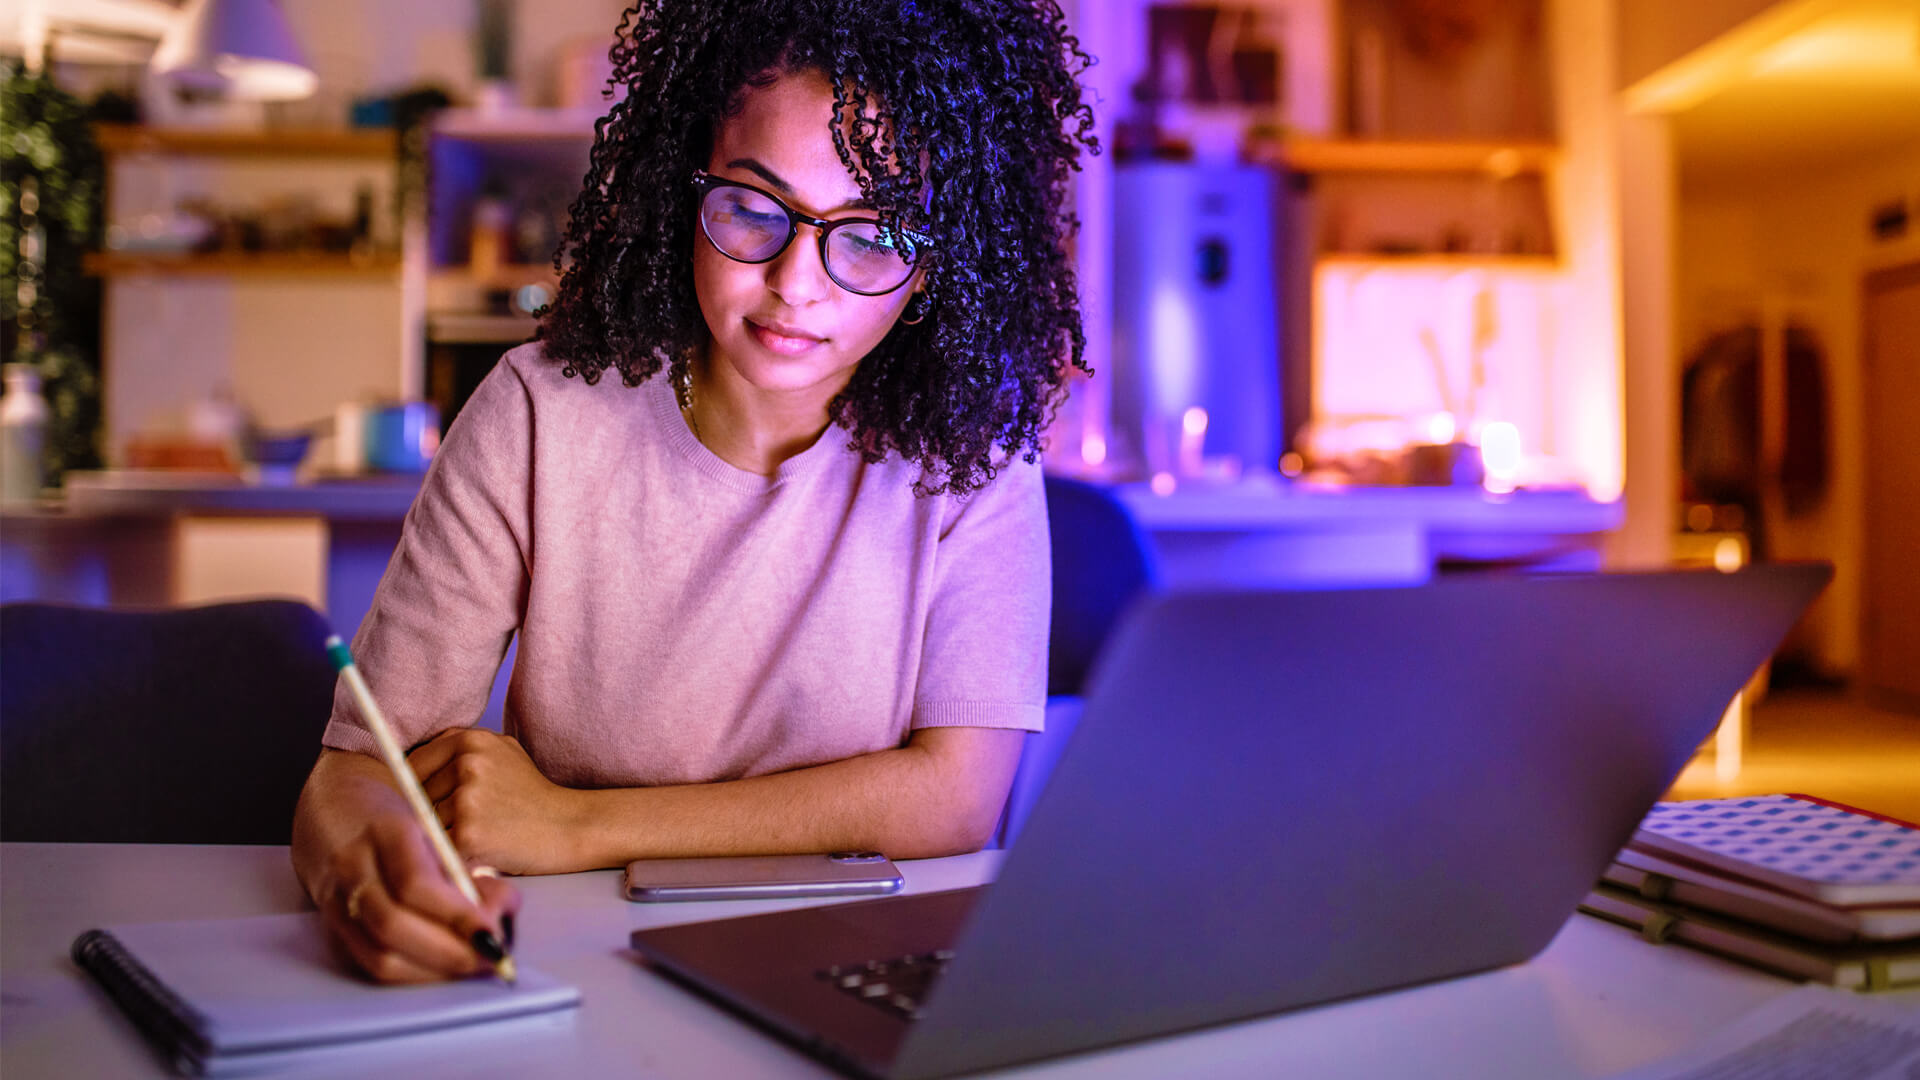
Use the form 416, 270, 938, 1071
1, 58, 105, 483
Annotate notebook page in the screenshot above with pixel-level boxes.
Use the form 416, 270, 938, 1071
1605, 986, 1920, 1080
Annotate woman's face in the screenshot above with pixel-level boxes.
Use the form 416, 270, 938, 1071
692, 68, 922, 405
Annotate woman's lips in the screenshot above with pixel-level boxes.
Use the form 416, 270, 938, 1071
747, 319, 825, 356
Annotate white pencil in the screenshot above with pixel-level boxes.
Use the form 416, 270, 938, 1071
326, 635, 517, 985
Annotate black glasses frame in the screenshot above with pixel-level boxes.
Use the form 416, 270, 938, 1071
690, 169, 931, 297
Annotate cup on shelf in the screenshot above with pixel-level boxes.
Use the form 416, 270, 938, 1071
363, 402, 441, 472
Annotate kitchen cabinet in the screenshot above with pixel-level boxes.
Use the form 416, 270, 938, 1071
87, 107, 607, 458
416, 107, 597, 423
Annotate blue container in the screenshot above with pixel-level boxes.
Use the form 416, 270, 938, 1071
364, 403, 440, 472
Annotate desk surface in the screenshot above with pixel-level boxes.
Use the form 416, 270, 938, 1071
0, 842, 1827, 1080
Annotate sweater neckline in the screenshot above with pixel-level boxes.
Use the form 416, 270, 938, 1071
647, 373, 840, 492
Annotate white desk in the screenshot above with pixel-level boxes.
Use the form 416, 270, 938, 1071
0, 843, 1837, 1079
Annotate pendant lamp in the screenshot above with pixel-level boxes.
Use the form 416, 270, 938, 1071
150, 0, 316, 101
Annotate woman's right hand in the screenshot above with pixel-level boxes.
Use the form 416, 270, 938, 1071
293, 749, 521, 984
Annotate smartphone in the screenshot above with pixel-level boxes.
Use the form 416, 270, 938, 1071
623, 852, 904, 902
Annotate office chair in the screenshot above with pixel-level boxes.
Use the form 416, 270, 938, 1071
1042, 474, 1159, 698
997, 476, 1159, 846
0, 600, 338, 844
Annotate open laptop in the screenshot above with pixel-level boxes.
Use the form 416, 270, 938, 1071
630, 565, 1831, 1079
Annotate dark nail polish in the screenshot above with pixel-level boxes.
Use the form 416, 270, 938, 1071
501, 914, 516, 949
470, 929, 507, 965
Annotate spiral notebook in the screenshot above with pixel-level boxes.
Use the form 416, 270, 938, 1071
72, 912, 581, 1076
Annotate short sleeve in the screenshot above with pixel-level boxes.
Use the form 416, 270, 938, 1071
910, 458, 1050, 732
320, 352, 535, 756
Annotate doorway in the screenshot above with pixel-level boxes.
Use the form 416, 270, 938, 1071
1861, 261, 1920, 709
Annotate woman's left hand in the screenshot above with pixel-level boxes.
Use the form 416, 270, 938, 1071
409, 729, 592, 875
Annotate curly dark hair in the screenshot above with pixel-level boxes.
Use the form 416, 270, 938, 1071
535, 0, 1098, 495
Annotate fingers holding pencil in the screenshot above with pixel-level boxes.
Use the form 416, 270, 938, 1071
324, 636, 521, 986
374, 817, 521, 970
322, 815, 521, 984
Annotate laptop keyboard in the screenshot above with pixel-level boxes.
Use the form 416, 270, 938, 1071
816, 950, 954, 1020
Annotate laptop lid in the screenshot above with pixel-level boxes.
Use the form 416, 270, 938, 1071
891, 565, 1830, 1079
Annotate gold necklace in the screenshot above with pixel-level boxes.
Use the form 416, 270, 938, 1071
672, 366, 700, 442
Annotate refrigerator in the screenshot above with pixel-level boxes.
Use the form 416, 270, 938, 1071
1110, 162, 1283, 479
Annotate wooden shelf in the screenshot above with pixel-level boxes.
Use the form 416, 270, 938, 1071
1275, 138, 1557, 176
429, 263, 560, 289
430, 108, 603, 142
427, 312, 538, 345
84, 251, 403, 277
94, 125, 396, 159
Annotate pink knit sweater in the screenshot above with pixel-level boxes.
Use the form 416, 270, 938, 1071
321, 343, 1049, 788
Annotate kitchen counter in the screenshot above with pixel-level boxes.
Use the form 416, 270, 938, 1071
1111, 479, 1622, 587
1115, 480, 1620, 531
2, 470, 425, 636
57, 469, 424, 520
6, 471, 1628, 605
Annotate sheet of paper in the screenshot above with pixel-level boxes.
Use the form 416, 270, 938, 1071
1608, 986, 1920, 1080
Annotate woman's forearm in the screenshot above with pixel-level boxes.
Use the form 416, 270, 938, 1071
570, 727, 1025, 868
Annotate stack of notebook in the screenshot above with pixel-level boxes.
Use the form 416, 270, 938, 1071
1581, 794, 1920, 991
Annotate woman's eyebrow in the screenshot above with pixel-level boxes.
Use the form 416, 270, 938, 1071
725, 157, 876, 213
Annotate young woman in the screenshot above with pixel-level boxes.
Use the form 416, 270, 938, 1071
291, 0, 1096, 984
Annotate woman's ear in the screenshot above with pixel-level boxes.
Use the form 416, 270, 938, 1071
900, 288, 932, 326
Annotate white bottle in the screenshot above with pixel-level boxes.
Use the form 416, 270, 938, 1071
1, 363, 49, 503
334, 399, 367, 473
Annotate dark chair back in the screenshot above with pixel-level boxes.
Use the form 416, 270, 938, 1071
1044, 475, 1158, 696
1, 600, 337, 844
997, 478, 1159, 848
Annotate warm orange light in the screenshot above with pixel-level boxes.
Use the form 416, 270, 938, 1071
1484, 148, 1524, 180
1312, 259, 1623, 501
1716, 692, 1744, 783
1713, 537, 1745, 573
1752, 16, 1920, 77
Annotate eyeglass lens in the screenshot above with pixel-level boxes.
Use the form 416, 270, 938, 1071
700, 183, 917, 294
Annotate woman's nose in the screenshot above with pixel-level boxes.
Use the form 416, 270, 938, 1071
765, 226, 833, 305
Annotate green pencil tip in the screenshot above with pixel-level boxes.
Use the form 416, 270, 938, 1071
325, 637, 354, 673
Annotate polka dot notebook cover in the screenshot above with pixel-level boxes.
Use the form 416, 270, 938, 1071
1631, 795, 1920, 908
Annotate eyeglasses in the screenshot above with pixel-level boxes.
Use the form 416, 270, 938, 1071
691, 170, 931, 296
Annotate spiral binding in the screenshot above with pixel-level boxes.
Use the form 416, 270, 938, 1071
71, 929, 214, 1071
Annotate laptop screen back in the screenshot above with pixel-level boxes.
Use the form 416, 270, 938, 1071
892, 566, 1830, 1079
